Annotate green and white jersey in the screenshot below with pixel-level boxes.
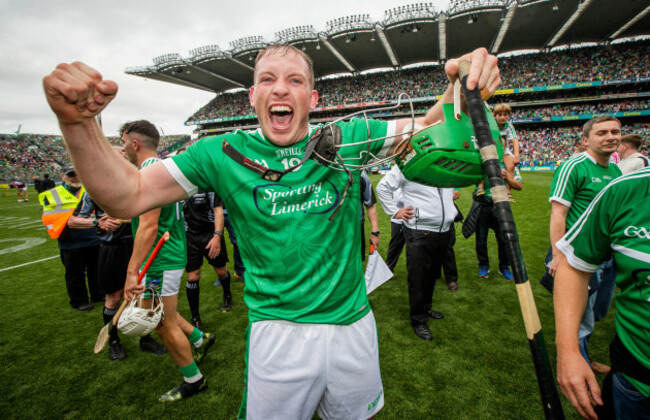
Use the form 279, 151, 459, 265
164, 118, 396, 325
132, 157, 187, 272
549, 152, 622, 230
556, 167, 650, 396
500, 121, 517, 153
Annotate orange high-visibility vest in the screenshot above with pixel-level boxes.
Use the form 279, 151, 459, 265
39, 185, 86, 239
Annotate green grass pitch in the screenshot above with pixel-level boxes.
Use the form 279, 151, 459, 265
0, 173, 613, 419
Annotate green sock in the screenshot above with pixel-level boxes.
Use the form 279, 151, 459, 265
189, 327, 204, 347
179, 361, 202, 383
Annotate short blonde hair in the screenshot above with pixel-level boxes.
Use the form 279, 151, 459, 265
492, 103, 512, 115
254, 44, 315, 88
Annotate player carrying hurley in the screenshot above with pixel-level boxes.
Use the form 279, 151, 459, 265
43, 46, 499, 416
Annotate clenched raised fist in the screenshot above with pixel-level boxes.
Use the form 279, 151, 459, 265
43, 62, 118, 125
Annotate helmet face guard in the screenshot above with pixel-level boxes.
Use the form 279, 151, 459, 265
221, 94, 417, 181
303, 82, 503, 188
396, 102, 503, 188
222, 82, 502, 219
117, 287, 164, 337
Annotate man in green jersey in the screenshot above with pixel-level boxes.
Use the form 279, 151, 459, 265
548, 115, 622, 374
554, 167, 650, 419
43, 45, 500, 418
121, 120, 215, 402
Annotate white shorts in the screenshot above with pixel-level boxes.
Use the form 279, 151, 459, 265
241, 310, 384, 420
143, 268, 183, 297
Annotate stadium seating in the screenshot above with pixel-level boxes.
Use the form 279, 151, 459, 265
2, 40, 648, 183
0, 133, 189, 183
186, 40, 650, 122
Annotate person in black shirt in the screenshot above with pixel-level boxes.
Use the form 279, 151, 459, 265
76, 190, 166, 361
183, 191, 232, 330
38, 174, 56, 193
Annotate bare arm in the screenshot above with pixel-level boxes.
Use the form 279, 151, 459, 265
124, 208, 160, 300
391, 48, 501, 154
554, 258, 602, 419
549, 201, 569, 276
67, 214, 95, 229
502, 154, 522, 191
206, 206, 225, 259
366, 203, 380, 247
43, 62, 187, 218
512, 136, 521, 164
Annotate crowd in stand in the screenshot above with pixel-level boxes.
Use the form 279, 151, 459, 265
514, 98, 650, 119
4, 120, 646, 183
518, 122, 650, 167
499, 41, 650, 87
4, 41, 649, 183
1, 133, 189, 183
186, 40, 650, 122
0, 134, 65, 183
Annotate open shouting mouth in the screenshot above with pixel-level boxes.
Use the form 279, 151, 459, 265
269, 105, 293, 130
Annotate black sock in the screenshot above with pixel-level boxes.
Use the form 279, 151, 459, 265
186, 281, 200, 318
220, 272, 231, 296
103, 306, 117, 325
104, 306, 119, 341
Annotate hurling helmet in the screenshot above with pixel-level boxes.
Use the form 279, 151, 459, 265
117, 287, 164, 337
396, 100, 504, 188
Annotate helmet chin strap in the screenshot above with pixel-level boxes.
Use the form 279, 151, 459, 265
222, 125, 352, 221
222, 93, 417, 175
309, 93, 416, 172
223, 84, 502, 191
221, 94, 418, 220
221, 123, 344, 182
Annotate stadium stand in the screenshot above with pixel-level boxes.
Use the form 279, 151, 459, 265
5, 33, 649, 181
184, 40, 650, 123
179, 39, 650, 166
0, 133, 189, 183
109, 0, 650, 181
175, 42, 650, 177
518, 123, 650, 167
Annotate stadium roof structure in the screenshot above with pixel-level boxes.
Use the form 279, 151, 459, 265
125, 0, 650, 94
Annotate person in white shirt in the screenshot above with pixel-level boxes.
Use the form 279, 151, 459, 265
377, 166, 457, 342
617, 133, 649, 174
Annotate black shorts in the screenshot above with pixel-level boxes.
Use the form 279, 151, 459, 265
186, 230, 228, 272
98, 240, 133, 295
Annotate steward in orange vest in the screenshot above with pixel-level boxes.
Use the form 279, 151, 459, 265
39, 183, 86, 239
38, 166, 102, 309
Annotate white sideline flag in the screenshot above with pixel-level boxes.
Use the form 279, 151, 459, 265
365, 250, 393, 294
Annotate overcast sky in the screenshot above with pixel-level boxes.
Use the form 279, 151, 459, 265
0, 0, 450, 137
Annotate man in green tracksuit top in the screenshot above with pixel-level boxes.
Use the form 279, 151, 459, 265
555, 167, 650, 419
44, 44, 502, 419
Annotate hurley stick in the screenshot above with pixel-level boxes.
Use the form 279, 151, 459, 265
458, 60, 564, 419
93, 232, 170, 353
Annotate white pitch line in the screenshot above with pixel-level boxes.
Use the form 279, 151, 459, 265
0, 255, 59, 272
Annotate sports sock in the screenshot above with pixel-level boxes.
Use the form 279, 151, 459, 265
103, 306, 117, 325
189, 327, 204, 348
220, 272, 231, 296
179, 361, 203, 384
186, 281, 200, 318
104, 306, 119, 340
